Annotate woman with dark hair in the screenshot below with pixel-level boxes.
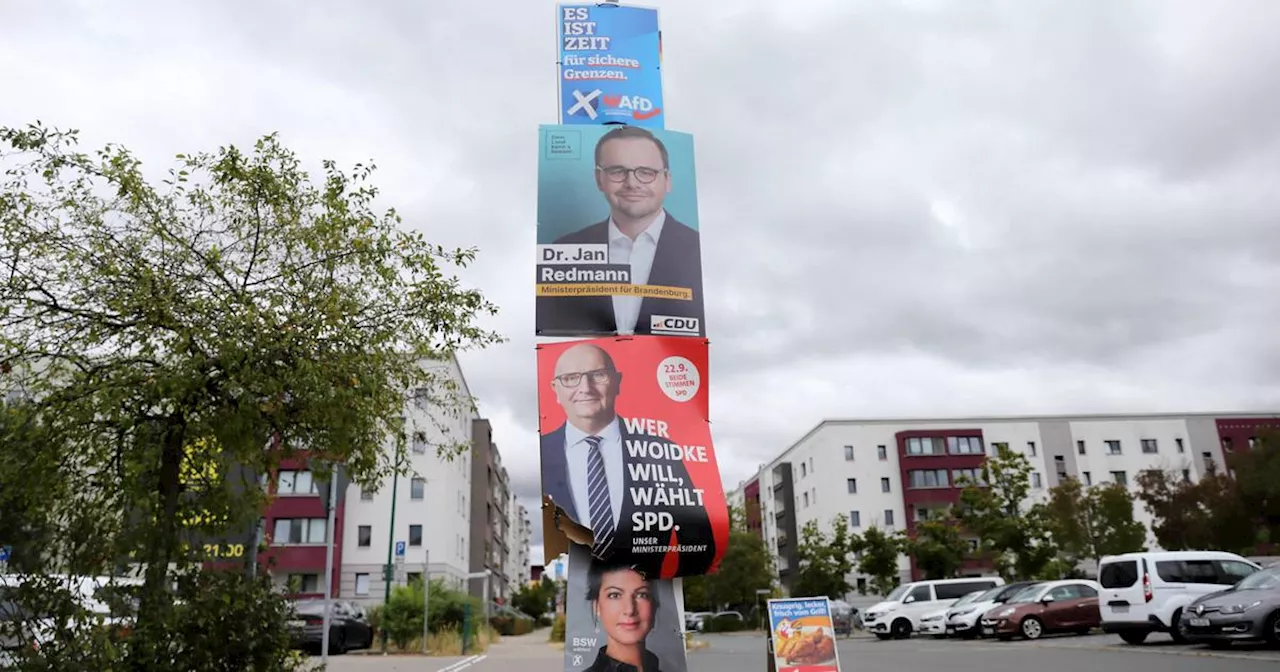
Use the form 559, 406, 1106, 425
584, 559, 663, 672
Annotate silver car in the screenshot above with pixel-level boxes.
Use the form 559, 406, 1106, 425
1178, 566, 1280, 648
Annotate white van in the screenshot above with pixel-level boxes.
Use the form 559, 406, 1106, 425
863, 576, 1005, 640
1097, 550, 1261, 645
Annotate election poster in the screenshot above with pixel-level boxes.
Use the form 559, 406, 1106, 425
767, 598, 841, 672
562, 544, 687, 672
535, 124, 705, 338
536, 336, 728, 580
557, 2, 664, 128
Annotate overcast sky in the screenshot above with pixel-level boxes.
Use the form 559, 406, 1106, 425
5, 0, 1280, 567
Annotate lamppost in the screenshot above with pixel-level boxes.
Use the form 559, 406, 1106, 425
380, 416, 407, 653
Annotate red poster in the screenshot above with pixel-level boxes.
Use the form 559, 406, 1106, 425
537, 335, 728, 579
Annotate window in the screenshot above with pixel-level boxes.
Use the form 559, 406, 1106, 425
856, 578, 867, 593
407, 572, 422, 585
947, 437, 983, 455
811, 487, 817, 504
1076, 440, 1086, 455
1054, 455, 1067, 477
411, 477, 426, 500
272, 518, 327, 545
1182, 469, 1191, 483
1203, 452, 1215, 473
881, 477, 892, 492
907, 469, 949, 489
358, 525, 372, 547
846, 478, 858, 494
355, 573, 370, 596
1249, 437, 1259, 449
952, 468, 983, 485
1105, 440, 1122, 455
849, 510, 861, 527
288, 573, 320, 593
1082, 471, 1092, 485
907, 585, 933, 603
801, 462, 808, 477
1222, 438, 1234, 453
1030, 472, 1042, 489
361, 487, 374, 501
1099, 561, 1138, 588
409, 524, 423, 546
276, 470, 317, 496
844, 445, 855, 461
412, 431, 428, 454
883, 509, 895, 527
809, 457, 814, 473
935, 581, 997, 600
877, 445, 888, 461
1111, 470, 1127, 486
1141, 439, 1158, 454
1175, 438, 1185, 453
1027, 441, 1037, 457
906, 437, 943, 456
803, 492, 809, 507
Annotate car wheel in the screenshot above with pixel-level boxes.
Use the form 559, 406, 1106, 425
1118, 630, 1148, 645
874, 633, 892, 641
1168, 609, 1188, 644
1020, 617, 1044, 640
329, 630, 347, 655
890, 618, 912, 640
1264, 610, 1280, 648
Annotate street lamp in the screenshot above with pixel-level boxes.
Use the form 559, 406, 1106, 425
380, 415, 407, 654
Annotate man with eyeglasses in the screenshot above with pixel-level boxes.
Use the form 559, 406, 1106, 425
537, 125, 705, 337
540, 342, 714, 578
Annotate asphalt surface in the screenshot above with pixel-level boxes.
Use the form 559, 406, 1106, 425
321, 629, 1280, 671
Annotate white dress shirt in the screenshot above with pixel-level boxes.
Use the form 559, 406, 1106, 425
608, 211, 666, 334
564, 417, 625, 526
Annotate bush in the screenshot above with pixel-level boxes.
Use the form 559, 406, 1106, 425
705, 614, 748, 633
550, 613, 566, 642
377, 579, 490, 651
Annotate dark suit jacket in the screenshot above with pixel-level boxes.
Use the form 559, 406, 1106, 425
585, 646, 662, 672
535, 212, 706, 337
541, 421, 716, 578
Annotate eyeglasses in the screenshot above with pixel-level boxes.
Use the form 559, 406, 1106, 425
597, 165, 665, 184
554, 368, 614, 387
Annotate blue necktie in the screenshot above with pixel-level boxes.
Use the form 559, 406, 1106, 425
586, 435, 616, 558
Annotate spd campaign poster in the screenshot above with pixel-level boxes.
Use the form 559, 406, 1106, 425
768, 598, 842, 672
562, 545, 687, 672
536, 336, 727, 580
557, 3, 664, 128
535, 124, 705, 339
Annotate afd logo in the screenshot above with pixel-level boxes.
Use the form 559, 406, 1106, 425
601, 94, 661, 121
650, 315, 699, 334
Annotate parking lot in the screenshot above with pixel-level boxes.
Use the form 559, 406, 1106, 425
320, 628, 1280, 672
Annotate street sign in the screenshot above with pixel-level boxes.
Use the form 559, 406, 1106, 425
395, 541, 406, 563
0, 546, 10, 563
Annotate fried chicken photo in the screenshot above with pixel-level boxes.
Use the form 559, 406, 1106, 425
776, 628, 835, 665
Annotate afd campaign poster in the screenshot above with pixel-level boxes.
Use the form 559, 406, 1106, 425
562, 545, 687, 672
536, 336, 728, 580
557, 3, 664, 128
768, 598, 841, 672
535, 124, 705, 338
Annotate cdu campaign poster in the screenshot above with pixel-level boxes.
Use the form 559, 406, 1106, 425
558, 2, 664, 128
562, 545, 687, 672
536, 336, 728, 580
535, 124, 705, 338
768, 598, 842, 672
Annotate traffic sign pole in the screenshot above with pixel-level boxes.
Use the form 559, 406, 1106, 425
320, 472, 339, 664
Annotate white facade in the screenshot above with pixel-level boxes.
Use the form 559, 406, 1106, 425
506, 494, 532, 590
732, 412, 1275, 599
340, 355, 478, 603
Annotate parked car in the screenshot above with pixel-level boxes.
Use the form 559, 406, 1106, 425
946, 581, 1043, 639
1097, 550, 1261, 645
919, 591, 983, 638
287, 599, 374, 655
1178, 565, 1280, 648
980, 579, 1102, 641
829, 600, 858, 636
863, 577, 1005, 640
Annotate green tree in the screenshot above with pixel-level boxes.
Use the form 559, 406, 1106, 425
512, 578, 557, 622
955, 443, 1059, 580
1135, 467, 1255, 553
1044, 478, 1147, 566
0, 124, 502, 668
897, 514, 968, 580
1227, 431, 1280, 546
855, 526, 902, 595
685, 504, 774, 611
792, 514, 858, 599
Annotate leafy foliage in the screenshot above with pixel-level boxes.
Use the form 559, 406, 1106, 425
1226, 430, 1280, 546
370, 578, 487, 651
955, 444, 1059, 580
511, 577, 558, 622
792, 514, 858, 599
897, 515, 969, 580
854, 526, 902, 595
1135, 467, 1256, 553
1044, 478, 1146, 565
0, 123, 502, 667
684, 505, 774, 610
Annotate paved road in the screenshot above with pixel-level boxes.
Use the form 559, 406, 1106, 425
324, 629, 1280, 672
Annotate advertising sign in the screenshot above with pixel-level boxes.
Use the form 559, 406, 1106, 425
537, 336, 728, 579
562, 545, 687, 672
767, 598, 841, 672
557, 3, 664, 128
535, 124, 705, 338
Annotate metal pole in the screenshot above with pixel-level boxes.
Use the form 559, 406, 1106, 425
422, 552, 430, 654
320, 471, 339, 664
380, 440, 403, 653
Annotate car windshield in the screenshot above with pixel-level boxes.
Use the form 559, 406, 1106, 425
1007, 585, 1047, 604
972, 586, 1004, 603
951, 591, 982, 607
884, 584, 912, 601
1236, 567, 1280, 591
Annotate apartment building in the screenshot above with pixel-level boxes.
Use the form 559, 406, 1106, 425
505, 493, 533, 594
732, 412, 1280, 597
468, 419, 511, 605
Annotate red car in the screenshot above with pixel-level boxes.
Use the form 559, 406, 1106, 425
979, 580, 1102, 640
